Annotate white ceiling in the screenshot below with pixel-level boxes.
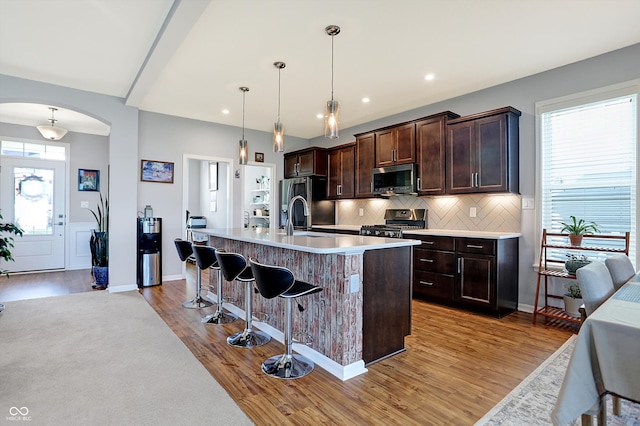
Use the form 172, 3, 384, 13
1, 0, 639, 140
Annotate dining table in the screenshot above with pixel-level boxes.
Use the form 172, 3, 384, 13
552, 279, 640, 425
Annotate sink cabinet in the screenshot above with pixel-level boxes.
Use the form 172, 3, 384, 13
327, 143, 355, 199
446, 107, 520, 194
284, 147, 328, 177
409, 233, 519, 318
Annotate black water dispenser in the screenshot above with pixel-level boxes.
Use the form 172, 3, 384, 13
137, 217, 162, 287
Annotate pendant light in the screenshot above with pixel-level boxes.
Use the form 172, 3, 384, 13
324, 25, 341, 140
36, 107, 68, 140
273, 61, 286, 152
238, 87, 249, 165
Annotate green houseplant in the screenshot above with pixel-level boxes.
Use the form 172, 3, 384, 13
0, 211, 23, 277
560, 215, 599, 246
563, 281, 583, 317
87, 193, 109, 289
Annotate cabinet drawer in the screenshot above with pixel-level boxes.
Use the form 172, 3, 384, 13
414, 248, 455, 274
456, 238, 496, 255
414, 270, 454, 301
411, 235, 454, 251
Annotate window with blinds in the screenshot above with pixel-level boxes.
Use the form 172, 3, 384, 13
538, 88, 638, 265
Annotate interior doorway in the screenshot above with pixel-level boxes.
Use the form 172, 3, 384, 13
241, 162, 276, 230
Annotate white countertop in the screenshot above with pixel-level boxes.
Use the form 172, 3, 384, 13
199, 228, 420, 254
403, 229, 521, 239
311, 224, 361, 232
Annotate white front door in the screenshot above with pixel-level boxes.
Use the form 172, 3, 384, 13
0, 157, 66, 272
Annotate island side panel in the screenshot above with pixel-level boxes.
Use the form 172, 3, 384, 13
362, 246, 412, 365
208, 236, 363, 366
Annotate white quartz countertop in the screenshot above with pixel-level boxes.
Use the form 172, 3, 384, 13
311, 224, 361, 232
199, 228, 420, 254
403, 229, 521, 239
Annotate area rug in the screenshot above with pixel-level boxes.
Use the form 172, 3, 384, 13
475, 335, 640, 425
0, 291, 253, 425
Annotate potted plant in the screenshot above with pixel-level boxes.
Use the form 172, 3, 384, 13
87, 193, 108, 289
565, 253, 591, 275
1, 211, 23, 312
560, 215, 599, 246
563, 281, 584, 317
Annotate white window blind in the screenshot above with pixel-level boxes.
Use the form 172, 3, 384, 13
539, 91, 637, 264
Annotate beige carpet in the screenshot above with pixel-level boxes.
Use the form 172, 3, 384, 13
0, 291, 253, 426
475, 335, 640, 425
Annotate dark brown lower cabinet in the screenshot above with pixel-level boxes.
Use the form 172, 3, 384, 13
409, 234, 518, 318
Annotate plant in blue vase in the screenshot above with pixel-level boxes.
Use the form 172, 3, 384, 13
87, 193, 108, 289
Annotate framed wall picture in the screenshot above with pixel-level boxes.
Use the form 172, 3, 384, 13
141, 160, 174, 183
255, 152, 264, 163
78, 169, 100, 191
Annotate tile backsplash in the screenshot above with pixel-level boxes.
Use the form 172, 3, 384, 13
336, 194, 521, 233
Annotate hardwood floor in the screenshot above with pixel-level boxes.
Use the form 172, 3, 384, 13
1, 267, 576, 425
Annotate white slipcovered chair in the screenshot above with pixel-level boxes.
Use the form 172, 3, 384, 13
576, 261, 616, 316
605, 254, 635, 291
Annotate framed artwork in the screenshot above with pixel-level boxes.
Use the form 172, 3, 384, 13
255, 152, 265, 163
209, 161, 218, 191
141, 160, 174, 183
78, 169, 100, 191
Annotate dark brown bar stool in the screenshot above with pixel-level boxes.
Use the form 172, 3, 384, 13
214, 249, 270, 348
174, 239, 211, 309
193, 245, 237, 324
249, 258, 322, 379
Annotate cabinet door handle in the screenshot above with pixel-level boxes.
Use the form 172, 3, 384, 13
295, 163, 299, 174
419, 281, 433, 286
419, 258, 434, 263
473, 172, 479, 188
466, 244, 484, 249
422, 241, 435, 245
458, 257, 463, 274
337, 184, 342, 195
417, 177, 421, 191
392, 149, 396, 162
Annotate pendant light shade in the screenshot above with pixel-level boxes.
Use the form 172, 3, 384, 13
273, 61, 286, 152
36, 107, 68, 140
239, 87, 249, 165
324, 25, 341, 140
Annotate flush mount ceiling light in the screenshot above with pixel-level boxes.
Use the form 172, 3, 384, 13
238, 87, 249, 165
324, 24, 340, 140
36, 107, 68, 140
273, 61, 286, 152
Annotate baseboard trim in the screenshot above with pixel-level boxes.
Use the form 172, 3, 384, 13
108, 284, 139, 293
208, 294, 368, 381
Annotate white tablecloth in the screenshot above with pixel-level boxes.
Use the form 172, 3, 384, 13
552, 282, 640, 425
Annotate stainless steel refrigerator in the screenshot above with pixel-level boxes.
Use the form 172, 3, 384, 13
279, 177, 335, 229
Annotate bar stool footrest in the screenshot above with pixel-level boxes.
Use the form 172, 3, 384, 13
252, 311, 270, 322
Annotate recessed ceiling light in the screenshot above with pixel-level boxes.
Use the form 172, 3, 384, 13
222, 109, 230, 114
316, 113, 324, 119
362, 97, 370, 103
424, 74, 435, 81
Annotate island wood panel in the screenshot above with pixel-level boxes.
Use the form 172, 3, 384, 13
362, 246, 412, 365
209, 237, 364, 366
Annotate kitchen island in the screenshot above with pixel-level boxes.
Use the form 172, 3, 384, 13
199, 228, 420, 380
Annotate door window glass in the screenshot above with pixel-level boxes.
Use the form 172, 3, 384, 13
13, 167, 54, 235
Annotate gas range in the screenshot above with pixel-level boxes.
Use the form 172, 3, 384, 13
360, 209, 427, 238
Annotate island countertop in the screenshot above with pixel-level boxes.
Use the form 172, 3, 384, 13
198, 227, 420, 254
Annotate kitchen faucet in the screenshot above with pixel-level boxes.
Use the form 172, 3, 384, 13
285, 195, 310, 236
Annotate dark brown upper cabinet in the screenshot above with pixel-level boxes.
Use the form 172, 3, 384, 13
355, 132, 375, 198
415, 112, 460, 196
375, 122, 415, 167
446, 107, 520, 194
327, 143, 356, 199
283, 147, 328, 178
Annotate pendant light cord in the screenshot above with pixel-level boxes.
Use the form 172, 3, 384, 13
330, 35, 335, 102
277, 67, 282, 122
242, 90, 246, 140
